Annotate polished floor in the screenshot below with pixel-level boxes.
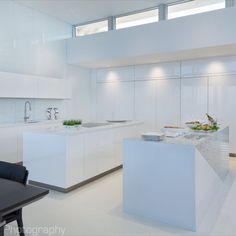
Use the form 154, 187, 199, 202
5, 158, 236, 236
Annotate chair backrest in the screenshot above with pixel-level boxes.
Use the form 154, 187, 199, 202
0, 161, 29, 185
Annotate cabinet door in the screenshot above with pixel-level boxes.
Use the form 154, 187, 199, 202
209, 75, 236, 154
37, 77, 71, 99
96, 82, 115, 121
0, 72, 37, 98
114, 82, 134, 120
66, 135, 84, 186
83, 130, 115, 180
134, 80, 156, 131
181, 77, 208, 125
156, 79, 181, 131
0, 127, 18, 163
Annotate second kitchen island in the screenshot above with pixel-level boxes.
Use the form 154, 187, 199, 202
123, 127, 229, 231
23, 121, 143, 192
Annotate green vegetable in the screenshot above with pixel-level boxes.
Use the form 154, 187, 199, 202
63, 120, 82, 126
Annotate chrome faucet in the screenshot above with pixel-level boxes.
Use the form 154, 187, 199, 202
24, 101, 31, 122
53, 108, 59, 120
46, 108, 53, 120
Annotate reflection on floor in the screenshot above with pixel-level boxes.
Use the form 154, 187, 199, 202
5, 158, 236, 236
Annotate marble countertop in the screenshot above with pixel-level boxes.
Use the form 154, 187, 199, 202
137, 127, 228, 147
162, 132, 217, 146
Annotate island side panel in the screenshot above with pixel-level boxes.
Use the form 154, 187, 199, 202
66, 135, 84, 188
123, 139, 196, 231
23, 132, 67, 188
195, 127, 229, 228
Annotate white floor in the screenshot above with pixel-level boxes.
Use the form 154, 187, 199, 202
5, 158, 236, 236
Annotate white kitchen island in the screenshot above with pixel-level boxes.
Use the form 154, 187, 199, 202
23, 121, 143, 192
123, 127, 229, 231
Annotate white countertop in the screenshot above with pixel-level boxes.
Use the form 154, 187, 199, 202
0, 119, 62, 128
23, 121, 143, 136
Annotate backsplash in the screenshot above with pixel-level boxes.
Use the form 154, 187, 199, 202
0, 99, 67, 123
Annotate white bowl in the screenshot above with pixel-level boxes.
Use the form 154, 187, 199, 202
142, 132, 165, 141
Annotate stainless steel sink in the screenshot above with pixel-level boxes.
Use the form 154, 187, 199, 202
82, 123, 111, 128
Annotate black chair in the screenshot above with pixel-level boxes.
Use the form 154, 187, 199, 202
0, 161, 29, 236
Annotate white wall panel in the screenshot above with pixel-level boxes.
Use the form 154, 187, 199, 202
0, 1, 71, 77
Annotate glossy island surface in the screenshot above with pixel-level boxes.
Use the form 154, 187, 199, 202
123, 127, 229, 231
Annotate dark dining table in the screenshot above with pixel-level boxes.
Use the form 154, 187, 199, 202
0, 178, 49, 236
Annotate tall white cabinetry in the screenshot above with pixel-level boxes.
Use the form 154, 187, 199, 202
209, 75, 236, 154
156, 79, 181, 130
181, 77, 208, 125
134, 80, 156, 130
96, 67, 134, 121
96, 82, 115, 121
96, 82, 134, 121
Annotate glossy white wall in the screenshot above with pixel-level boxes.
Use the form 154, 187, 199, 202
0, 1, 92, 123
0, 1, 71, 77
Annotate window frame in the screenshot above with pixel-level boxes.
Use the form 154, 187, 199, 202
114, 6, 160, 30
167, 0, 226, 20
72, 0, 227, 37
74, 18, 109, 37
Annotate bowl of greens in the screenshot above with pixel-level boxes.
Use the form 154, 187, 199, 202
63, 120, 82, 128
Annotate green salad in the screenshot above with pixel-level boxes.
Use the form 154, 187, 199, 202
187, 114, 220, 132
63, 120, 82, 126
191, 124, 220, 131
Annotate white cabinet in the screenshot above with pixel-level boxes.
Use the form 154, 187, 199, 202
134, 80, 156, 130
0, 127, 18, 163
181, 77, 208, 125
96, 82, 115, 121
97, 66, 134, 83
135, 62, 180, 80
156, 79, 181, 131
0, 72, 37, 98
114, 82, 134, 120
182, 57, 236, 77
83, 130, 116, 180
96, 82, 134, 121
66, 135, 84, 186
37, 77, 71, 99
209, 75, 236, 153
0, 72, 71, 99
0, 122, 63, 164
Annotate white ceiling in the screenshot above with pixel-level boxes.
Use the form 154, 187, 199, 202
15, 0, 176, 25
